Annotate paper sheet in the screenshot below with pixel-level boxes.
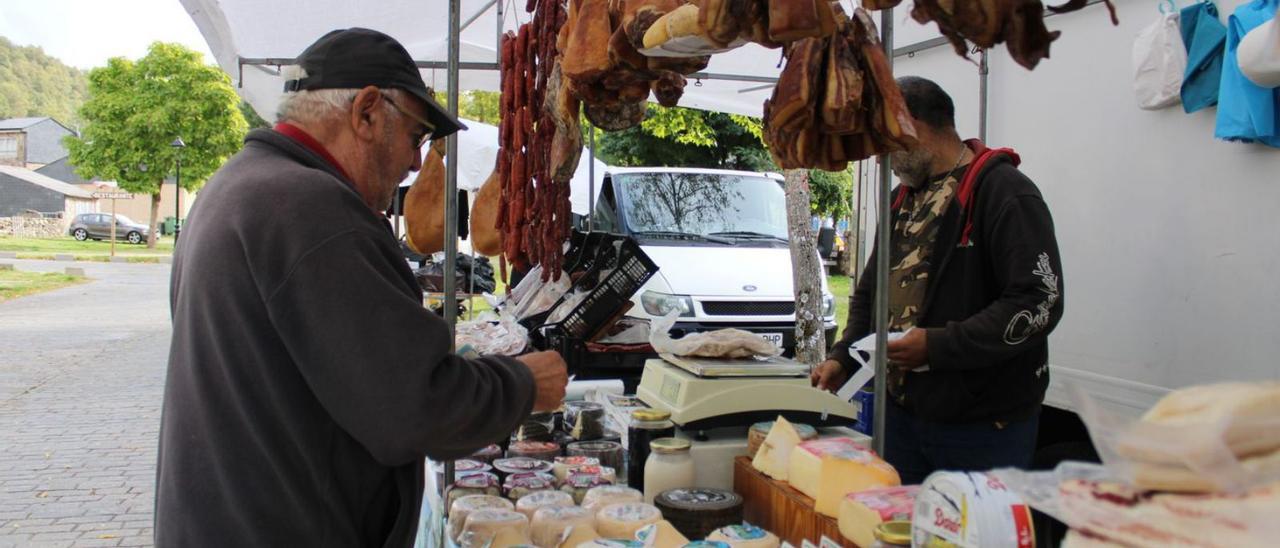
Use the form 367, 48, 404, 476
834, 331, 915, 401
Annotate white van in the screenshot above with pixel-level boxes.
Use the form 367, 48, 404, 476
588, 166, 839, 354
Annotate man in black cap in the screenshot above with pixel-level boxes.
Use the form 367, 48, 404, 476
156, 28, 567, 547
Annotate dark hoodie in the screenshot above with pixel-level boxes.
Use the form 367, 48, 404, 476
156, 128, 536, 547
828, 140, 1065, 424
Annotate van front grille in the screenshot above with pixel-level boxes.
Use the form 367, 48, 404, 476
700, 301, 795, 316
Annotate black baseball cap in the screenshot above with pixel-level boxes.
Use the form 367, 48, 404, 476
285, 28, 466, 139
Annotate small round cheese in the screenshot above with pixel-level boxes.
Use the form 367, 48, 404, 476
515, 489, 575, 521
706, 524, 780, 548
449, 494, 515, 542
595, 502, 662, 539
530, 505, 595, 547
553, 456, 601, 481
581, 485, 643, 514
460, 509, 529, 547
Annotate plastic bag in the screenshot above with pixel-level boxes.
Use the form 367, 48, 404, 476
1070, 382, 1280, 494
454, 317, 529, 356
1133, 12, 1188, 110
1238, 12, 1280, 87
992, 462, 1280, 548
648, 312, 782, 359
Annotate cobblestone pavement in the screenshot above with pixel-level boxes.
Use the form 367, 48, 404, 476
0, 259, 172, 547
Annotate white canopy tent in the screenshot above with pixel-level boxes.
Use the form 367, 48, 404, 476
177, 0, 923, 119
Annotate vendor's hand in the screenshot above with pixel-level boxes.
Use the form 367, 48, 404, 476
517, 351, 568, 412
887, 328, 928, 370
810, 359, 849, 392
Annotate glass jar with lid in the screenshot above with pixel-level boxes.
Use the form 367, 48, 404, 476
628, 409, 675, 489
643, 437, 694, 504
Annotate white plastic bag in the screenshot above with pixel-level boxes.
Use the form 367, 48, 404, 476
1133, 12, 1188, 110
1239, 14, 1280, 88
649, 312, 782, 359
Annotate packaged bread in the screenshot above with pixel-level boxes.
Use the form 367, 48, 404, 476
1117, 382, 1280, 464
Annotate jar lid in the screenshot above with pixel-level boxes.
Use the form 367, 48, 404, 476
650, 437, 691, 454
632, 409, 671, 422
873, 520, 912, 545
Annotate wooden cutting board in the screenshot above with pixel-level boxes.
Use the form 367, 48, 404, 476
732, 456, 861, 547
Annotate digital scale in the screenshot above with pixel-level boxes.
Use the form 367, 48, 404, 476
635, 354, 861, 430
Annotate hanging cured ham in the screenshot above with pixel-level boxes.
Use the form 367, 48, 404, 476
404, 139, 448, 255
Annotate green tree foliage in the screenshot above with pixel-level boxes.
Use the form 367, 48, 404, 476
239, 101, 270, 129
808, 167, 853, 220
0, 36, 89, 126
596, 105, 773, 171
66, 42, 247, 247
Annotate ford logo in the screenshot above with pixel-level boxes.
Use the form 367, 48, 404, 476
743, 285, 757, 292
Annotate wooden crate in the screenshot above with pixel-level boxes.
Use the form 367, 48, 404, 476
732, 456, 861, 547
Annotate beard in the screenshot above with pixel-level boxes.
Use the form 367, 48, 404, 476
889, 147, 934, 189
362, 124, 412, 212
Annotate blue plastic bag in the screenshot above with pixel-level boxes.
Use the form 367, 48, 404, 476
1180, 1, 1228, 113
1215, 0, 1280, 147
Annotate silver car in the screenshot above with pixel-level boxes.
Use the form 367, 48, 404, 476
68, 213, 150, 244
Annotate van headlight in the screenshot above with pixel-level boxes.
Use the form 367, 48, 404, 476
641, 291, 695, 317
822, 294, 836, 317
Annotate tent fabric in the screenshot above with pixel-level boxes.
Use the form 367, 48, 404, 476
398, 118, 608, 215
180, 0, 783, 121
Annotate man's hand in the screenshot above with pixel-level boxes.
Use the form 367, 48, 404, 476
517, 351, 568, 412
810, 359, 849, 392
887, 328, 928, 370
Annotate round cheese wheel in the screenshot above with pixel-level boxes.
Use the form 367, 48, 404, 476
553, 456, 601, 481
595, 502, 662, 539
582, 485, 643, 514
576, 540, 644, 547
449, 494, 515, 542
530, 505, 595, 547
488, 526, 535, 548
516, 490, 575, 521
460, 509, 529, 547
653, 488, 743, 540
706, 524, 781, 548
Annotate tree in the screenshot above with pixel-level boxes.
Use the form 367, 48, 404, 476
240, 101, 270, 129
595, 105, 774, 171
809, 167, 853, 223
66, 42, 247, 248
0, 37, 89, 126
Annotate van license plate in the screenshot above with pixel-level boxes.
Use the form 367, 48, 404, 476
759, 332, 784, 348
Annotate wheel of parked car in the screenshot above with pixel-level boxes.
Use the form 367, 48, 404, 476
73, 228, 88, 241
127, 231, 142, 245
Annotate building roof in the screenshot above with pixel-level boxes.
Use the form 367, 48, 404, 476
0, 117, 51, 130
0, 164, 95, 199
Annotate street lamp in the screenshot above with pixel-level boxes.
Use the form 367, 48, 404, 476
171, 137, 186, 241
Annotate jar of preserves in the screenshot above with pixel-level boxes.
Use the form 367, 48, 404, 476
627, 409, 674, 489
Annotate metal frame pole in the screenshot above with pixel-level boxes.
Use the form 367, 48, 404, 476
872, 8, 894, 457
979, 49, 990, 142
587, 124, 596, 232
441, 0, 462, 522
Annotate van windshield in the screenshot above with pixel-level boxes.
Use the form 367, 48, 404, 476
616, 172, 788, 242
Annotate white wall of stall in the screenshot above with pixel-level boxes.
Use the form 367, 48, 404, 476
868, 0, 1280, 413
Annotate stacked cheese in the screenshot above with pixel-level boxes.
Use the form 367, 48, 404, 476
836, 486, 918, 547
788, 437, 900, 516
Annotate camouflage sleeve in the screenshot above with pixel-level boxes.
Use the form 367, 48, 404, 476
827, 247, 878, 373
925, 193, 1064, 371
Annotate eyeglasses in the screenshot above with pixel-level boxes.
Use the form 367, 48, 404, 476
381, 92, 435, 149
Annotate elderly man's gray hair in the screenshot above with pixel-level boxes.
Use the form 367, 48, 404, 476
276, 66, 404, 125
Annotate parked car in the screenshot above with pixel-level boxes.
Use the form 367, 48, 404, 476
68, 213, 150, 244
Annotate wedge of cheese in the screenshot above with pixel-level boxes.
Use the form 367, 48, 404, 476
751, 416, 804, 481
787, 437, 900, 517
836, 486, 919, 547
634, 520, 689, 548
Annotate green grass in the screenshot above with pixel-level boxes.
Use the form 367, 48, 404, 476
828, 274, 851, 335
0, 270, 88, 302
0, 236, 174, 263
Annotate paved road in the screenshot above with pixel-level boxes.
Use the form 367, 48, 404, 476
0, 259, 171, 548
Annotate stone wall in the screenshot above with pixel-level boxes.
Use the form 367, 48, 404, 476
0, 216, 68, 238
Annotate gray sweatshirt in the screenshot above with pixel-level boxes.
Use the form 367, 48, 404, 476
156, 128, 535, 547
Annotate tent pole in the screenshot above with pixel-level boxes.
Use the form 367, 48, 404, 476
979, 49, 989, 142
441, 0, 462, 524
588, 124, 596, 233
872, 7, 894, 458
495, 0, 504, 64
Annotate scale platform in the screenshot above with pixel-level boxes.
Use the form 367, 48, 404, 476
635, 357, 861, 430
